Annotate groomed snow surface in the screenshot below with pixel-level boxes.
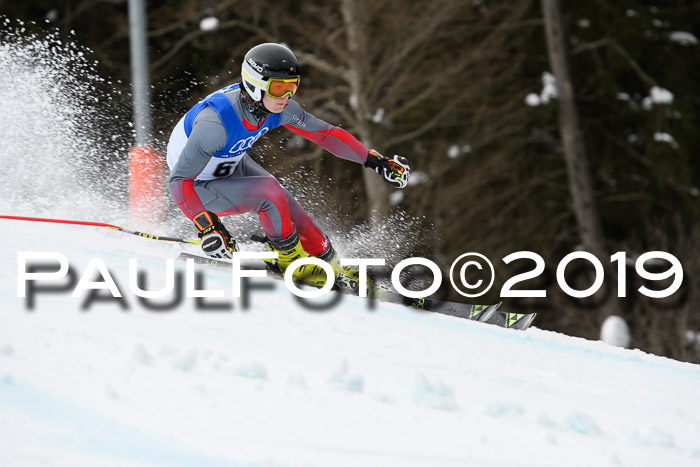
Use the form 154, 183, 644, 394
1, 221, 700, 467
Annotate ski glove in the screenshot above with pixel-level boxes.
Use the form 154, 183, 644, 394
193, 211, 238, 259
365, 149, 410, 189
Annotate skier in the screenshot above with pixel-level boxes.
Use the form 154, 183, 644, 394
166, 43, 410, 287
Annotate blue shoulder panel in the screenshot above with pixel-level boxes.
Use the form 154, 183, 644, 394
183, 83, 282, 157
183, 84, 240, 139
203, 92, 239, 150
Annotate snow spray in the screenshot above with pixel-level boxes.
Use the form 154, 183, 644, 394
0, 18, 130, 223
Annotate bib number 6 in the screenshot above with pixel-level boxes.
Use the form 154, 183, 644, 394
213, 161, 237, 177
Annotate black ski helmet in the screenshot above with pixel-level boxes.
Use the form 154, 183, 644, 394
241, 43, 300, 102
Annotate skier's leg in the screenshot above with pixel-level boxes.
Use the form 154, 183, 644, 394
234, 156, 331, 256
193, 175, 295, 243
281, 187, 330, 256
193, 169, 336, 286
275, 178, 369, 291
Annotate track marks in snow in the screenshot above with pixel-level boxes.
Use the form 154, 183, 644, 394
0, 344, 14, 357
326, 359, 364, 393
630, 426, 675, 448
564, 413, 602, 435
122, 341, 475, 416
231, 362, 268, 380
411, 373, 458, 411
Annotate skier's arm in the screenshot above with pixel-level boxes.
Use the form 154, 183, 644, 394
281, 99, 369, 165
281, 100, 410, 188
168, 111, 226, 219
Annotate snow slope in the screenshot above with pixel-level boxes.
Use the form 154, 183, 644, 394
1, 220, 700, 467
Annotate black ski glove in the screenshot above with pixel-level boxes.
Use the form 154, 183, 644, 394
364, 149, 410, 189
193, 211, 238, 259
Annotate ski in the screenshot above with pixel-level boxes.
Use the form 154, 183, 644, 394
366, 288, 536, 330
176, 252, 536, 330
367, 288, 501, 322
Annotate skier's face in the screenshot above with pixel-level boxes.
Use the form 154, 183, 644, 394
262, 94, 289, 113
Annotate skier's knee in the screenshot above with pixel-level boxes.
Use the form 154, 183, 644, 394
257, 177, 286, 203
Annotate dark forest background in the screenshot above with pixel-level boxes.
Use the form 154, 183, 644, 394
2, 0, 699, 362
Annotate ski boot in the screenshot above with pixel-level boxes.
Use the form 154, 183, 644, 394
262, 228, 339, 288
312, 241, 375, 294
252, 231, 372, 293
334, 263, 375, 295
313, 240, 373, 294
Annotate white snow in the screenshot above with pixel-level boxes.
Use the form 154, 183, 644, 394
199, 17, 219, 32
445, 143, 471, 160
525, 72, 557, 107
389, 190, 404, 205
371, 108, 385, 123
348, 93, 359, 109
650, 86, 674, 104
45, 9, 59, 23
600, 315, 631, 348
541, 72, 557, 103
669, 31, 698, 46
525, 92, 541, 107
1, 220, 700, 467
654, 132, 679, 149
652, 19, 668, 29
447, 144, 461, 159
641, 87, 674, 111
407, 170, 429, 185
0, 28, 127, 222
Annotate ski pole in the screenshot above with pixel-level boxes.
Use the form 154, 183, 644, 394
0, 214, 200, 245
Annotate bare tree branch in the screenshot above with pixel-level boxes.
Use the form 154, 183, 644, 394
150, 19, 276, 72
571, 37, 657, 87
295, 52, 350, 81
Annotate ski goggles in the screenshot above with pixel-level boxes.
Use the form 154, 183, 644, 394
266, 77, 300, 99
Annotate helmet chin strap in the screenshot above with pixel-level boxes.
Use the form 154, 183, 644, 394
239, 83, 270, 119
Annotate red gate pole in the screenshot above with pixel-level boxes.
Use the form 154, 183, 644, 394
128, 145, 165, 225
